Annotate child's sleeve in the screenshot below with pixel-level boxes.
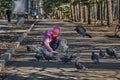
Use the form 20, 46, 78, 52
43, 37, 53, 52
43, 37, 59, 54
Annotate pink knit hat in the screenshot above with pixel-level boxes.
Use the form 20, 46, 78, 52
52, 24, 61, 34
44, 24, 60, 37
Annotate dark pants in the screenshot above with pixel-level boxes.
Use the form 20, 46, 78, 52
50, 41, 60, 51
7, 15, 11, 22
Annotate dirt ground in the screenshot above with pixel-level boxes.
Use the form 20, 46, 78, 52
1, 19, 120, 80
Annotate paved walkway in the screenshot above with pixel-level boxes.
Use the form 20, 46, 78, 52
1, 19, 120, 80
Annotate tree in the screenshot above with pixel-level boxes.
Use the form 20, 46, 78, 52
0, 0, 12, 19
106, 0, 113, 26
118, 0, 120, 24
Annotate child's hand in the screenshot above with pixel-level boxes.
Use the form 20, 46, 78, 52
52, 51, 58, 55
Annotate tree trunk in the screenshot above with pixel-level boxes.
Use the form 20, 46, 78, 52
83, 5, 88, 23
97, 3, 101, 20
107, 0, 113, 26
103, 1, 107, 20
70, 4, 74, 21
100, 1, 104, 25
79, 1, 83, 22
59, 10, 62, 20
93, 3, 97, 25
118, 0, 120, 24
76, 4, 80, 22
73, 5, 76, 21
71, 4, 76, 21
79, 3, 83, 22
87, 5, 91, 24
75, 4, 79, 22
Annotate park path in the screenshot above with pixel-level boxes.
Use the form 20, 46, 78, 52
2, 19, 120, 80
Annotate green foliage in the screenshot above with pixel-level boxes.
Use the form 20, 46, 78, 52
43, 0, 61, 13
0, 0, 106, 18
0, 0, 12, 16
43, 0, 58, 13
43, 0, 72, 19
59, 4, 71, 17
63, 0, 75, 3
43, 0, 106, 14
81, 0, 95, 5
0, 0, 12, 9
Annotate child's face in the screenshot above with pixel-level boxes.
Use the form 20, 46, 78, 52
52, 29, 60, 38
52, 32, 59, 38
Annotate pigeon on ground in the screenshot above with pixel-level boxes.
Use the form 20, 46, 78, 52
35, 53, 43, 61
42, 53, 55, 61
60, 55, 73, 64
26, 45, 38, 52
71, 51, 81, 59
91, 52, 99, 63
26, 46, 32, 52
74, 26, 92, 38
60, 49, 73, 64
99, 49, 105, 58
106, 48, 118, 59
75, 59, 86, 71
76, 51, 81, 58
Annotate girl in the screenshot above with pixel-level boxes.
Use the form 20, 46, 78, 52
30, 24, 69, 60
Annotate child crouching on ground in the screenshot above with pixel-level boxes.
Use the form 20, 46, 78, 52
27, 24, 69, 60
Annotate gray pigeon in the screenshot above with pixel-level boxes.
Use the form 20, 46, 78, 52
60, 54, 73, 64
60, 48, 75, 64
26, 46, 32, 52
42, 52, 56, 61
106, 48, 118, 59
74, 51, 81, 59
26, 45, 38, 52
91, 52, 99, 63
99, 49, 105, 58
74, 26, 92, 38
112, 49, 120, 59
75, 59, 86, 70
35, 53, 43, 61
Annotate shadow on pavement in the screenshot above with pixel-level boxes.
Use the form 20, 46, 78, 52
6, 60, 120, 70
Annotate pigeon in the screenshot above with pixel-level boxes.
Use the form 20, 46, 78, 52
91, 52, 99, 63
71, 51, 81, 59
35, 53, 43, 61
74, 26, 92, 38
60, 55, 72, 64
75, 59, 86, 70
60, 49, 73, 64
60, 55, 69, 63
26, 45, 37, 52
26, 46, 32, 52
42, 52, 55, 61
106, 48, 117, 59
76, 51, 81, 58
99, 49, 105, 58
